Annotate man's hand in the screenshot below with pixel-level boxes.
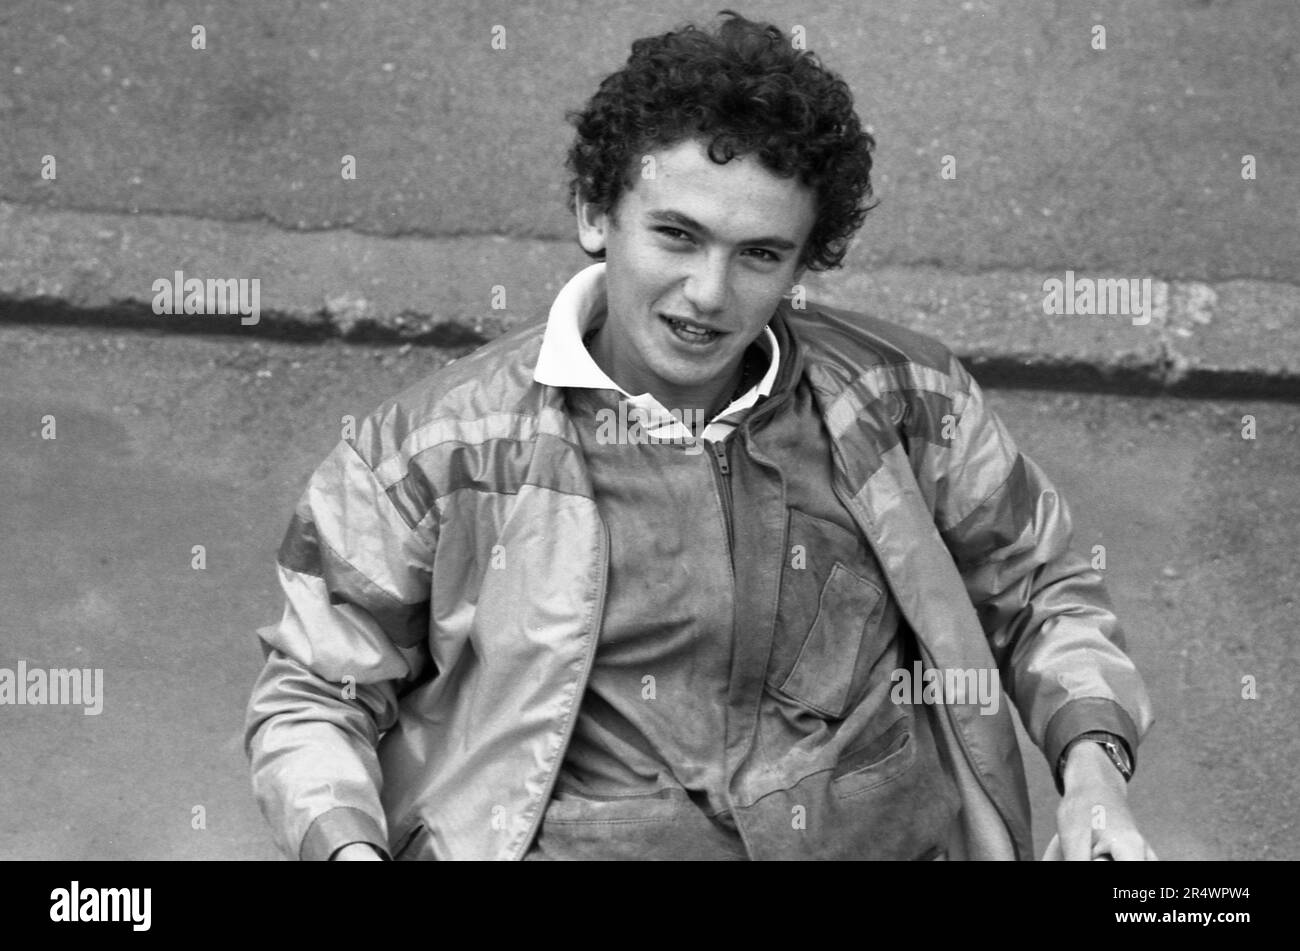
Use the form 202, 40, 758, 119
1054, 741, 1158, 861
331, 842, 385, 861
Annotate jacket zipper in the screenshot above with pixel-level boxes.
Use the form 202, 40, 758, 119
709, 438, 734, 554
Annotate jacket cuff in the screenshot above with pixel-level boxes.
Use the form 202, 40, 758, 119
1044, 697, 1140, 794
301, 806, 391, 862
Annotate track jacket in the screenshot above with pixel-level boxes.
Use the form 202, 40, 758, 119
244, 278, 1153, 861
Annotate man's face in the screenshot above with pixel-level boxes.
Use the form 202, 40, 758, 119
576, 137, 817, 405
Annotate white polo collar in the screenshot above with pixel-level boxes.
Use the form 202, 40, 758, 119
533, 263, 779, 438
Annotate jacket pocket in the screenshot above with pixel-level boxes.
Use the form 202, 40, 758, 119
774, 561, 887, 718
830, 711, 915, 798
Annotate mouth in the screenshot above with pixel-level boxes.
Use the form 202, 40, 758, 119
660, 313, 725, 345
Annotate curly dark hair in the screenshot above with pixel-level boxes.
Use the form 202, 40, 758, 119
565, 10, 877, 271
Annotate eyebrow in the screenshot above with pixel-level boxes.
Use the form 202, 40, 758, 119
645, 209, 800, 252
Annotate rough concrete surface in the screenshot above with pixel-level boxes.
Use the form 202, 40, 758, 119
2, 0, 1298, 397
2, 201, 1297, 400
2, 0, 1297, 279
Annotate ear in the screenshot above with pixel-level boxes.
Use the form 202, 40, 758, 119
575, 197, 609, 256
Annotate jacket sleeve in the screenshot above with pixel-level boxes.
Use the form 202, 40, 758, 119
929, 355, 1154, 791
244, 430, 435, 860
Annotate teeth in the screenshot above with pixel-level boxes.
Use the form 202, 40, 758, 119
669, 319, 716, 338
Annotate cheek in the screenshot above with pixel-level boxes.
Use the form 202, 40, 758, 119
609, 242, 659, 292
624, 269, 680, 312
605, 273, 656, 331
614, 231, 663, 270
737, 279, 792, 320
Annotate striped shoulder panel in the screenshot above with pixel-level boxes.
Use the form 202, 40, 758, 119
349, 316, 552, 470
785, 299, 958, 381
788, 299, 971, 435
335, 316, 590, 537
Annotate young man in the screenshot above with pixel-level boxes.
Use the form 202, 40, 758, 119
245, 12, 1154, 861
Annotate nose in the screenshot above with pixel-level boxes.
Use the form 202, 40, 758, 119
681, 252, 729, 317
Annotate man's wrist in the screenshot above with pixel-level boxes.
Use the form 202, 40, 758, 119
1058, 731, 1134, 791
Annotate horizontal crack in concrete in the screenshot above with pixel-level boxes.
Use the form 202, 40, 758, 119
0, 295, 493, 348
6, 291, 1298, 402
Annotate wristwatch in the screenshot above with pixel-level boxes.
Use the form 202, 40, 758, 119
1056, 731, 1134, 789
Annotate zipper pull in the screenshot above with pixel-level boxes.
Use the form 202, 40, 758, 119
711, 440, 730, 475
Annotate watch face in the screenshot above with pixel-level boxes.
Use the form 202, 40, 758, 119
1103, 742, 1133, 778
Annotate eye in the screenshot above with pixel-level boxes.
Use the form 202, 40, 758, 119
743, 248, 781, 263
655, 226, 693, 242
